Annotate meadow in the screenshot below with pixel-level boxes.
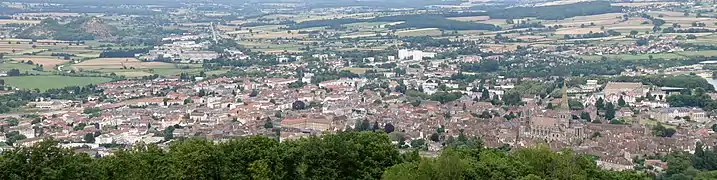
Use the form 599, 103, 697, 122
0, 76, 112, 91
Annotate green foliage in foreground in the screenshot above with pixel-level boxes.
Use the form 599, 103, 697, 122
0, 132, 648, 180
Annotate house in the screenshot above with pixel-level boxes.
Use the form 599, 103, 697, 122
603, 82, 648, 99
281, 116, 331, 131
650, 107, 708, 123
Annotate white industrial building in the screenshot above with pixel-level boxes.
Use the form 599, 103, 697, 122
398, 49, 436, 61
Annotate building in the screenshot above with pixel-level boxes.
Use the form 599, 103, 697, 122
398, 49, 436, 61
603, 82, 648, 98
520, 81, 587, 143
281, 116, 331, 131
650, 107, 708, 123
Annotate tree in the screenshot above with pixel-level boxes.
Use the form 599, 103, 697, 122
596, 97, 605, 110
249, 89, 259, 97
5, 118, 19, 126
430, 133, 440, 142
580, 111, 591, 121
359, 119, 371, 131
502, 91, 522, 106
292, 100, 306, 110
183, 98, 192, 105
618, 96, 626, 107
274, 111, 282, 118
568, 99, 584, 110
372, 121, 380, 132
263, 118, 273, 129
480, 88, 490, 101
652, 123, 677, 137
604, 102, 616, 120
384, 123, 395, 133
164, 126, 175, 140
84, 133, 95, 143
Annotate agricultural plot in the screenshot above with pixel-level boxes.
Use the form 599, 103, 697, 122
396, 28, 442, 37
9, 56, 68, 70
0, 61, 49, 75
0, 19, 41, 24
677, 50, 717, 57
447, 16, 490, 22
70, 58, 206, 77
544, 13, 624, 28
554, 27, 604, 35
581, 53, 686, 61
0, 76, 112, 91
72, 58, 175, 70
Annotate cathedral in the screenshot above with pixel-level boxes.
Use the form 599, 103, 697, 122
519, 81, 587, 143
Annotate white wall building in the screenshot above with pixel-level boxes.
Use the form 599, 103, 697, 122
398, 49, 436, 61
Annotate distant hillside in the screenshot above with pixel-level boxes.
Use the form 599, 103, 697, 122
285, 14, 500, 31
17, 17, 118, 41
479, 1, 624, 20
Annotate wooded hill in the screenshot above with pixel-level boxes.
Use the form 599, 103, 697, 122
0, 131, 648, 179
17, 17, 118, 41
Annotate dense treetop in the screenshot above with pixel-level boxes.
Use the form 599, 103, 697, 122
0, 131, 648, 179
479, 1, 623, 20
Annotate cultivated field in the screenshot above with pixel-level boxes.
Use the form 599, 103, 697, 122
554, 27, 604, 35
0, 61, 49, 75
396, 28, 442, 37
9, 56, 67, 70
0, 19, 41, 24
544, 13, 624, 27
0, 76, 112, 91
447, 16, 490, 22
72, 58, 174, 70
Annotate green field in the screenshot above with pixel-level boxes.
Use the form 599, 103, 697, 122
677, 50, 717, 57
0, 61, 50, 75
581, 53, 687, 61
1, 76, 112, 91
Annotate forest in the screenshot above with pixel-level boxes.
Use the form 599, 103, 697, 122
482, 1, 623, 20
0, 131, 650, 180
0, 84, 101, 113
284, 14, 499, 31
16, 18, 99, 41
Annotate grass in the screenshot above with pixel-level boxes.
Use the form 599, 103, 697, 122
1, 76, 112, 91
677, 50, 717, 57
396, 28, 442, 37
580, 53, 686, 61
341, 68, 373, 74
0, 61, 51, 75
641, 119, 677, 129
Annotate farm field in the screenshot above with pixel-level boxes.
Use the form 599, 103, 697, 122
396, 28, 442, 37
69, 58, 207, 77
447, 16, 490, 22
581, 53, 686, 61
72, 58, 175, 70
0, 76, 112, 91
0, 19, 41, 24
677, 50, 717, 57
0, 61, 50, 75
341, 68, 373, 74
554, 27, 604, 35
8, 56, 68, 70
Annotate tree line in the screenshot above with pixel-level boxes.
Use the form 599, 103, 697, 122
0, 131, 648, 180
475, 1, 623, 20
0, 84, 102, 113
284, 14, 499, 31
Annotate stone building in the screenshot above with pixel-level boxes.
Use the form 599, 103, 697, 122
520, 81, 588, 143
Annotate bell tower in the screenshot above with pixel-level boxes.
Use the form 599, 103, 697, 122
558, 79, 571, 126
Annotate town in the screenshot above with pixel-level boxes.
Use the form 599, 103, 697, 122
2, 0, 717, 179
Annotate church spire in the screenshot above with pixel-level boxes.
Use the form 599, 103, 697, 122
560, 79, 569, 110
